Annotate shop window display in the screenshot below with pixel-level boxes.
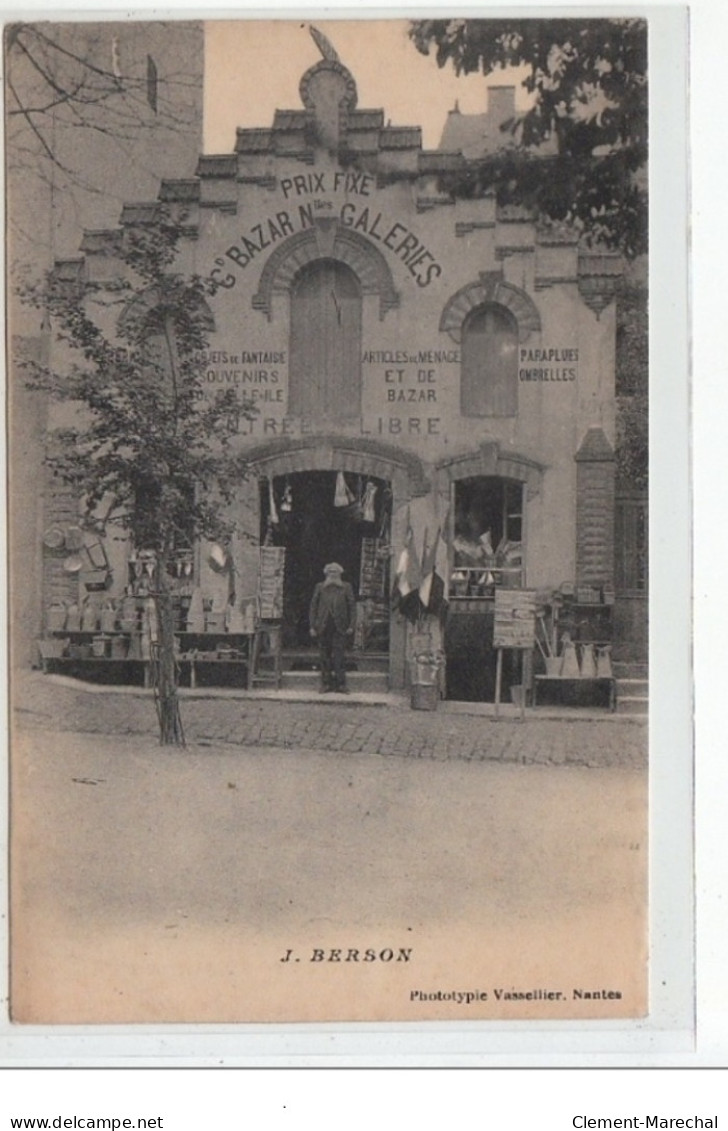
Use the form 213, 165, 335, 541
450, 476, 524, 599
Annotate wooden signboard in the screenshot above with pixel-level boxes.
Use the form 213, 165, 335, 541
359, 535, 387, 599
493, 588, 537, 649
258, 546, 286, 620
493, 589, 537, 720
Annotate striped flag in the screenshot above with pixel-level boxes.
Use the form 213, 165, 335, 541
392, 512, 422, 621
419, 526, 446, 616
419, 527, 436, 609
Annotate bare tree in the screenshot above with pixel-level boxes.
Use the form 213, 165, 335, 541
5, 21, 203, 257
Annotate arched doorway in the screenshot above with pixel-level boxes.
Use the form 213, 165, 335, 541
446, 474, 525, 702
261, 469, 391, 652
240, 436, 430, 688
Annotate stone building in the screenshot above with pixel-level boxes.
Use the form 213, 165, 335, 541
26, 31, 631, 701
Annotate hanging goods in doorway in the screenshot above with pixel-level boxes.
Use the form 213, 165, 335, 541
268, 478, 279, 526
362, 479, 378, 524
334, 471, 353, 508
280, 479, 293, 513
334, 471, 364, 521
263, 478, 280, 546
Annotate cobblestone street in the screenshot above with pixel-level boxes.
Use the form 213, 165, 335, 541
14, 671, 647, 769
11, 670, 648, 1024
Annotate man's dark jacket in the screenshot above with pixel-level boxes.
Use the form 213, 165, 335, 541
309, 580, 356, 635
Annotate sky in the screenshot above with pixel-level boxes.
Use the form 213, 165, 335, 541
204, 19, 530, 153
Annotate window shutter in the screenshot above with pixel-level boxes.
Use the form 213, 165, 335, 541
289, 259, 362, 420
461, 303, 518, 417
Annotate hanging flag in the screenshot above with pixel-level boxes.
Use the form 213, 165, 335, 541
400, 525, 423, 622
392, 511, 422, 621
419, 527, 435, 608
420, 527, 447, 616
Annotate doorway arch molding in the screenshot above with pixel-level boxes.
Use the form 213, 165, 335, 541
437, 440, 546, 501
242, 435, 430, 499
252, 221, 400, 320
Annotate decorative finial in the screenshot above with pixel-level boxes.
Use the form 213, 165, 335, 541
309, 25, 340, 63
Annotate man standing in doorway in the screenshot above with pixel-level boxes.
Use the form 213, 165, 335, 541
309, 562, 356, 693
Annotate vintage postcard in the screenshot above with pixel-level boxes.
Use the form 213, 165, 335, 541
6, 15, 655, 1027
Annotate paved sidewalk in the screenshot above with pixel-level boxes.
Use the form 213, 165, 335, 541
13, 671, 647, 768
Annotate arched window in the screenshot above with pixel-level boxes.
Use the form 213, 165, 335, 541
289, 259, 362, 421
461, 303, 518, 417
118, 286, 215, 387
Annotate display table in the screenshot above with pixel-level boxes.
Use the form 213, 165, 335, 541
39, 631, 256, 689
533, 675, 616, 711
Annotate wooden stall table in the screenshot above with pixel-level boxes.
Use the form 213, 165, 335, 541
533, 675, 617, 711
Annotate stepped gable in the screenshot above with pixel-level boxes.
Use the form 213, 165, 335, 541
196, 154, 238, 179
119, 202, 159, 226
158, 179, 200, 203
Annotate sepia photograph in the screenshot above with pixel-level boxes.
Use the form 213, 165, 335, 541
6, 15, 652, 1026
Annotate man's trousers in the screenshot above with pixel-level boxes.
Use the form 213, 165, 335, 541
318, 619, 348, 690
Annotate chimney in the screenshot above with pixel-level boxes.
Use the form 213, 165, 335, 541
487, 86, 516, 126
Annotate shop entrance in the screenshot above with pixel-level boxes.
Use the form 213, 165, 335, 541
445, 475, 525, 702
259, 471, 391, 651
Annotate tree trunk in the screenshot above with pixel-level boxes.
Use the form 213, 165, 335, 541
154, 548, 184, 746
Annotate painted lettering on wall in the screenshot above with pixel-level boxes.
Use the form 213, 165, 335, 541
362, 349, 460, 365
338, 203, 441, 287
519, 347, 579, 383
280, 171, 374, 198
199, 348, 286, 403
230, 415, 441, 439
362, 346, 459, 407
209, 189, 443, 290
361, 417, 441, 436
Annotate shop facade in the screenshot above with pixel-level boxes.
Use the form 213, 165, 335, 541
38, 45, 624, 699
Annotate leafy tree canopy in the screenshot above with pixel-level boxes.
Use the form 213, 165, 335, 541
20, 216, 252, 553
409, 18, 647, 257
615, 280, 649, 490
